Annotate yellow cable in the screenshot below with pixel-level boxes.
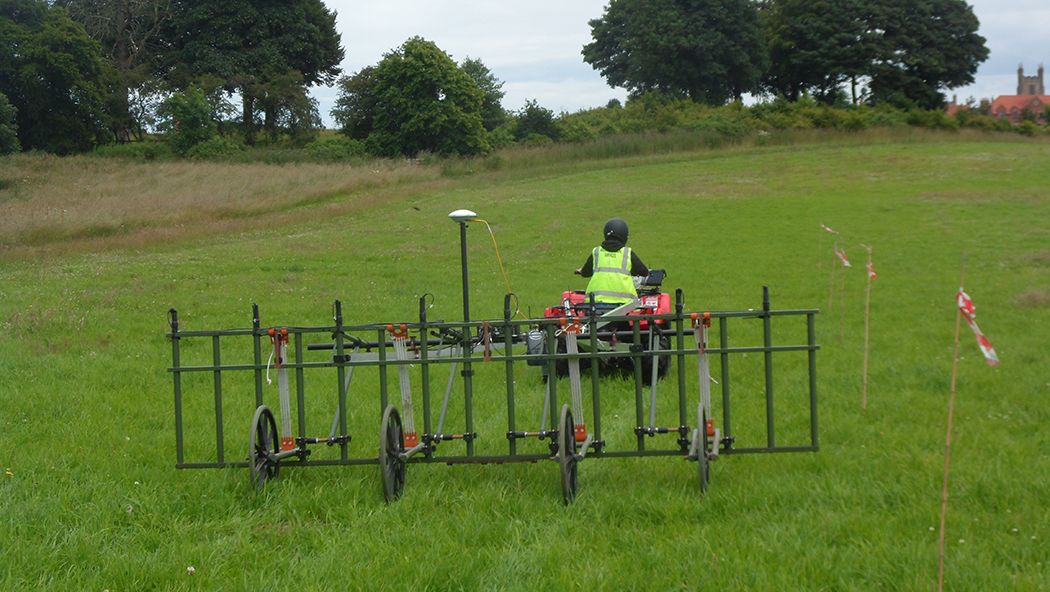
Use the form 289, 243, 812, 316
474, 218, 527, 319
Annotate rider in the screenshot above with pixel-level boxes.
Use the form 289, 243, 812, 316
575, 218, 649, 304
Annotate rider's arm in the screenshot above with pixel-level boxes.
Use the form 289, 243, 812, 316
630, 251, 649, 277
576, 254, 594, 277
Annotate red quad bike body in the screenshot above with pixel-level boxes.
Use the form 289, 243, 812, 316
538, 270, 672, 379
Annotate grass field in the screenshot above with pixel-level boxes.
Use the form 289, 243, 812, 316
2, 131, 1049, 590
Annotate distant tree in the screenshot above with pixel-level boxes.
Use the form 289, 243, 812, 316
331, 65, 378, 140
761, 0, 870, 103
156, 84, 216, 155
583, 0, 767, 104
865, 0, 988, 109
0, 91, 18, 154
255, 69, 322, 144
157, 0, 343, 144
55, 0, 173, 141
343, 37, 488, 158
460, 57, 506, 131
514, 99, 560, 141
0, 0, 115, 153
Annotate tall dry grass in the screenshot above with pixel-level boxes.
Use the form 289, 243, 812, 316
0, 154, 442, 255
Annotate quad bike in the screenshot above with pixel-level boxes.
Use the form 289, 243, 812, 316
530, 269, 672, 378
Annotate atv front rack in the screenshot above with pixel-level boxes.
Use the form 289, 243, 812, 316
167, 287, 819, 502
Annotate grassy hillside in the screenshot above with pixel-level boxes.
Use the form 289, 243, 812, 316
1, 132, 1048, 590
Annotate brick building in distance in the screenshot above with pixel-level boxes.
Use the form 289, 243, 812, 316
989, 65, 1049, 123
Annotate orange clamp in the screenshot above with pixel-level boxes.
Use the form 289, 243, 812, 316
574, 424, 587, 443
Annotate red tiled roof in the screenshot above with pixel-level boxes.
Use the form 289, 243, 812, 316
990, 95, 1050, 114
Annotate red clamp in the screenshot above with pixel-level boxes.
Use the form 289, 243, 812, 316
385, 323, 409, 340
574, 423, 588, 443
690, 312, 712, 329
267, 327, 289, 368
559, 317, 582, 334
403, 432, 418, 448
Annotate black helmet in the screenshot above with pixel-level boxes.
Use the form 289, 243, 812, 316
603, 218, 628, 243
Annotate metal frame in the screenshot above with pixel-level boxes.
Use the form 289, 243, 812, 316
167, 287, 819, 499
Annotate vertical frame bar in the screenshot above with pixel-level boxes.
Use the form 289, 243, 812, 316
378, 327, 388, 412
294, 331, 306, 450
632, 322, 645, 451
169, 309, 184, 466
674, 290, 687, 437
719, 316, 732, 445
212, 334, 224, 465
503, 295, 517, 456
334, 301, 348, 461
252, 304, 263, 407
462, 323, 475, 456
588, 297, 602, 450
763, 287, 775, 448
420, 299, 432, 455
808, 313, 820, 450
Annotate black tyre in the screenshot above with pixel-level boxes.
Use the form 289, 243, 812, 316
379, 405, 406, 502
695, 410, 711, 494
248, 405, 280, 490
558, 404, 579, 504
637, 333, 671, 379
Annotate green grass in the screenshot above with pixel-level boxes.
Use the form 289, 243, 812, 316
2, 134, 1049, 590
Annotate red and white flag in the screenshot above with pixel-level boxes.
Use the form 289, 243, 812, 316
835, 246, 851, 268
866, 260, 877, 280
820, 223, 839, 235
957, 289, 999, 366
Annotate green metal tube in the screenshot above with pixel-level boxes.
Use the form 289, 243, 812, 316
212, 334, 224, 464
252, 304, 263, 407
719, 316, 732, 444
632, 322, 645, 451
808, 313, 820, 450
503, 300, 517, 456
295, 332, 307, 452
169, 309, 184, 466
589, 298, 602, 450
674, 290, 687, 436
377, 327, 388, 412
763, 288, 775, 448
545, 325, 558, 432
334, 301, 348, 461
420, 315, 432, 454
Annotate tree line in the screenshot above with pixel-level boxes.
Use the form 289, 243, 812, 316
0, 0, 342, 154
0, 0, 990, 158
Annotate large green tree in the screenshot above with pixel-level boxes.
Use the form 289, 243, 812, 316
333, 37, 489, 158
865, 0, 988, 109
460, 57, 506, 131
55, 0, 172, 141
762, 0, 870, 103
0, 91, 18, 154
157, 0, 342, 144
583, 0, 768, 104
0, 0, 114, 153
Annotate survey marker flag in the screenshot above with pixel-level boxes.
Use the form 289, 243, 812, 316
956, 289, 999, 366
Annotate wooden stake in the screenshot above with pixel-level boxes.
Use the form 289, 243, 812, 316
937, 257, 967, 592
861, 246, 873, 410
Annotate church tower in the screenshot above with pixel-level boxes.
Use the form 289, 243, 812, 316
1017, 64, 1045, 95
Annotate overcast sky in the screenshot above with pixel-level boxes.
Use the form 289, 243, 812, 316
313, 0, 1050, 126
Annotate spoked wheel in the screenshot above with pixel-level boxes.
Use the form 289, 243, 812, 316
695, 410, 712, 494
248, 405, 280, 490
558, 404, 579, 504
379, 405, 406, 503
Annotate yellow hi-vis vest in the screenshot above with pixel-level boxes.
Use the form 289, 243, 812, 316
586, 246, 637, 304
